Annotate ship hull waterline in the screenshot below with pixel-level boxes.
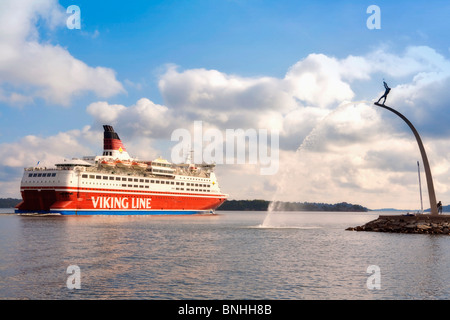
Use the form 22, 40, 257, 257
15, 189, 226, 215
15, 209, 215, 216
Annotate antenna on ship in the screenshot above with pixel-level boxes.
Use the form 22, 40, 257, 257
184, 145, 194, 164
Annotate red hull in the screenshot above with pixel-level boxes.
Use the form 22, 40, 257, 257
16, 186, 226, 215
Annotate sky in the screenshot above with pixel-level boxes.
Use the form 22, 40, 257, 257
1, 0, 450, 210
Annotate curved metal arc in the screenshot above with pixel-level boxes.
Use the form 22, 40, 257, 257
374, 102, 438, 215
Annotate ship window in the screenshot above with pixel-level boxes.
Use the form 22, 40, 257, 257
103, 176, 108, 180
33, 173, 37, 177
139, 185, 143, 188
171, 182, 174, 185
109, 177, 114, 180
122, 177, 126, 181
128, 178, 132, 181
38, 173, 42, 177
139, 179, 144, 182
156, 180, 160, 184
116, 177, 120, 181
176, 182, 179, 185
151, 180, 155, 183
181, 182, 184, 186
134, 178, 138, 182
96, 176, 101, 179
145, 185, 149, 188
89, 175, 94, 179
128, 184, 132, 187
134, 185, 138, 188
82, 174, 88, 178
145, 179, 149, 183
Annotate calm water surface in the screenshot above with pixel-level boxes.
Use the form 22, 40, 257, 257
0, 209, 449, 300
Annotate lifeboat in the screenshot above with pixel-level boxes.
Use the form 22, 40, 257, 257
132, 161, 148, 170
100, 159, 116, 168
115, 159, 132, 168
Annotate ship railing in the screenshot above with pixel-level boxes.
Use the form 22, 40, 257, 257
25, 167, 54, 171
25, 165, 90, 171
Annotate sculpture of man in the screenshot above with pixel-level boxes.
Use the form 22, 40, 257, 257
377, 81, 391, 105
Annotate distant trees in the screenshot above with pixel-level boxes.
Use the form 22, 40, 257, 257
0, 198, 21, 208
217, 199, 270, 211
218, 200, 368, 212
0, 197, 368, 212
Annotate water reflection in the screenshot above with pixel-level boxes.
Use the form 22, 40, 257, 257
0, 211, 448, 299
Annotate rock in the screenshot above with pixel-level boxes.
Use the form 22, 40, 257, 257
346, 215, 450, 235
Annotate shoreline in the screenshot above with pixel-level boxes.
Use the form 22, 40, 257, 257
347, 214, 450, 235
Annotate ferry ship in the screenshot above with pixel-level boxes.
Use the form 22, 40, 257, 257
15, 125, 228, 215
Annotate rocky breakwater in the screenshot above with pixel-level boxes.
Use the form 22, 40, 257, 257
346, 214, 450, 235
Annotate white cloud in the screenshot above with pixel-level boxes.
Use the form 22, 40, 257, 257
284, 53, 355, 108
159, 65, 296, 126
0, 0, 124, 106
0, 126, 98, 169
4, 45, 450, 209
86, 98, 182, 139
157, 47, 450, 209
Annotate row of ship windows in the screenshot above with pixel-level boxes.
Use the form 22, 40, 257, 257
178, 176, 209, 182
81, 181, 211, 192
27, 172, 209, 182
28, 173, 57, 177
96, 195, 210, 200
24, 180, 60, 184
81, 174, 211, 188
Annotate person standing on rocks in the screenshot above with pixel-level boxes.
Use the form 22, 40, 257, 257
437, 201, 443, 214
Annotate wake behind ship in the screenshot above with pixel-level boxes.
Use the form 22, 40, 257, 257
15, 125, 228, 215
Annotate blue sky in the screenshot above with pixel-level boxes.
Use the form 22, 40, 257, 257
1, 0, 450, 209
2, 0, 447, 139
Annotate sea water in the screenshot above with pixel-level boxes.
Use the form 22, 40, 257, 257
0, 209, 449, 300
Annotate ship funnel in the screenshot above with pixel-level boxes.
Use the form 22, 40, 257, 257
102, 125, 130, 160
